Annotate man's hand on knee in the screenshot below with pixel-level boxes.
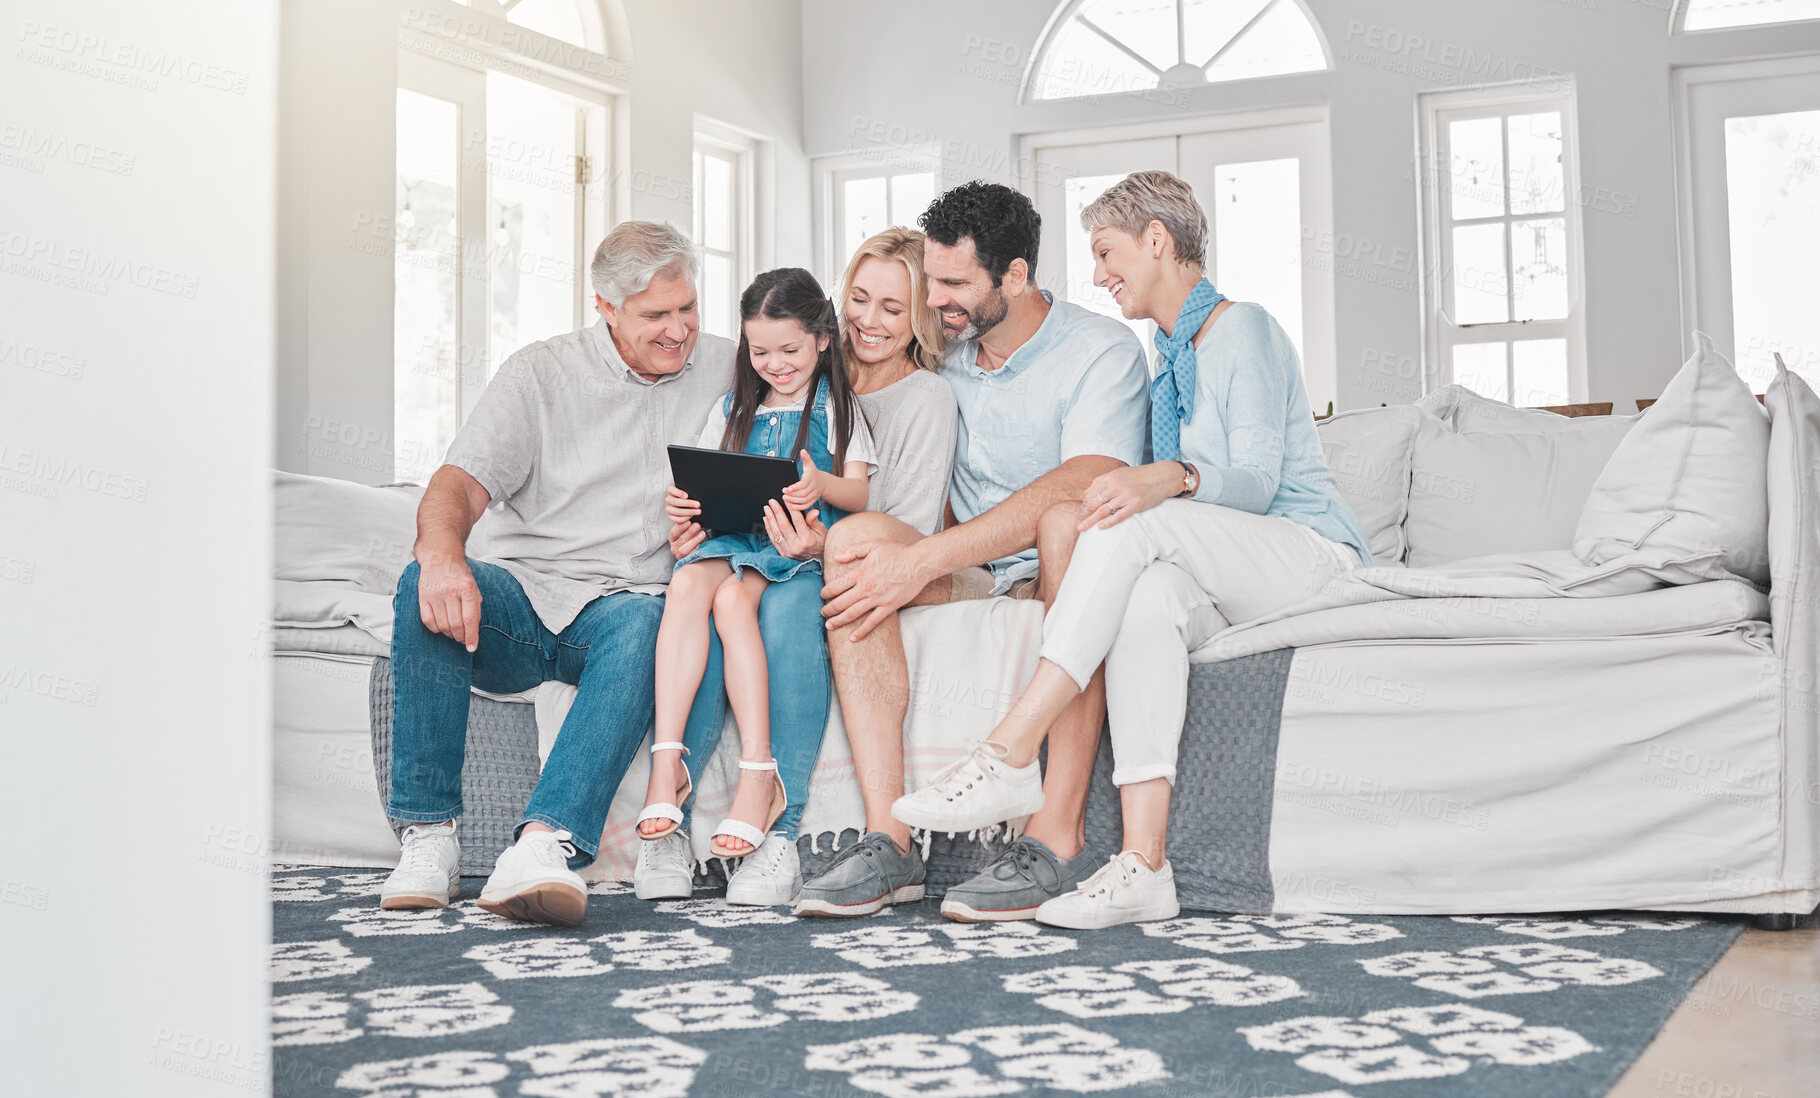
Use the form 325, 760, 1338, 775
417, 554, 482, 652
821, 539, 936, 641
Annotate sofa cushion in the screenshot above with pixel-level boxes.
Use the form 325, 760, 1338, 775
1315, 405, 1420, 565
275, 471, 424, 592
1417, 384, 1618, 434
1403, 409, 1635, 568
1573, 334, 1771, 587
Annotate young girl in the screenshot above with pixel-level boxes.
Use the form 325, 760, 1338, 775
640, 267, 875, 861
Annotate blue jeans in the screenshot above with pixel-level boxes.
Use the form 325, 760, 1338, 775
387, 559, 663, 868
677, 568, 830, 840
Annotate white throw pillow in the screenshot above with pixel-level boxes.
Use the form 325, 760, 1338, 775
275, 471, 424, 592
1316, 404, 1421, 566
1404, 412, 1634, 567
1416, 384, 1608, 434
1572, 334, 1771, 587
1764, 361, 1820, 634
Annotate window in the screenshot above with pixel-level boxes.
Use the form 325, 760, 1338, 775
448, 0, 608, 51
392, 2, 613, 481
1680, 0, 1820, 32
694, 124, 759, 341
1418, 87, 1585, 407
1027, 0, 1327, 103
818, 159, 938, 282
1024, 111, 1338, 412
1676, 58, 1820, 391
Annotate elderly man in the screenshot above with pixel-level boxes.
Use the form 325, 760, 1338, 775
797, 182, 1151, 920
377, 221, 733, 928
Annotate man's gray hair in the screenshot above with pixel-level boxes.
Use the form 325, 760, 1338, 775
589, 220, 699, 306
1080, 170, 1208, 268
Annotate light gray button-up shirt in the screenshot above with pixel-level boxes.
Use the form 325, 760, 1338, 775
443, 317, 735, 634
945, 293, 1151, 587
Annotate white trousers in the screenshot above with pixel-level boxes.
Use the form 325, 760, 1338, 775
1040, 500, 1359, 787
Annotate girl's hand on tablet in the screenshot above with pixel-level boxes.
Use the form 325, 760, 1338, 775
782, 450, 826, 511
665, 484, 702, 524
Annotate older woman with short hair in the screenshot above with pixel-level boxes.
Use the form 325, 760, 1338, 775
891, 170, 1370, 929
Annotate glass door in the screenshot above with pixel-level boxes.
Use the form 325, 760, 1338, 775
1028, 119, 1336, 412
1682, 61, 1820, 392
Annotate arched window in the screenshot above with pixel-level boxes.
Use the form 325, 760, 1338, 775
450, 0, 611, 54
1026, 0, 1328, 103
1679, 0, 1820, 31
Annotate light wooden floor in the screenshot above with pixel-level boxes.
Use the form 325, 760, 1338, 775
1609, 912, 1819, 1098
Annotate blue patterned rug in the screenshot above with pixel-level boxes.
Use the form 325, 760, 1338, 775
271, 867, 1742, 1097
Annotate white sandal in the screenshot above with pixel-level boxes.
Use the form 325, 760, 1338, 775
710, 758, 787, 858
637, 742, 693, 841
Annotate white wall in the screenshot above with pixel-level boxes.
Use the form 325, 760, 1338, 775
801, 0, 1820, 411
0, 1, 276, 1094
277, 0, 808, 482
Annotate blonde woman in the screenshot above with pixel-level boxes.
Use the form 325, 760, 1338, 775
635, 229, 954, 908
891, 171, 1371, 929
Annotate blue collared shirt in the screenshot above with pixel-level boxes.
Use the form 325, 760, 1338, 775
1176, 302, 1372, 564
945, 293, 1151, 586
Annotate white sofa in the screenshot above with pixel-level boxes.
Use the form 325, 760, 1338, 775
272, 341, 1818, 920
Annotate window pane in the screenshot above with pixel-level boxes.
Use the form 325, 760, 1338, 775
703, 253, 733, 340
486, 72, 579, 378
1204, 0, 1326, 83
1033, 17, 1161, 100
842, 176, 888, 261
1184, 0, 1272, 67
505, 0, 590, 50
394, 88, 462, 480
1448, 117, 1505, 220
1511, 218, 1569, 321
702, 153, 733, 253
1725, 108, 1820, 392
1214, 157, 1303, 362
1451, 223, 1509, 324
1508, 112, 1564, 215
1077, 0, 1177, 70
1064, 173, 1150, 347
1513, 339, 1570, 407
1453, 343, 1508, 403
1684, 0, 1820, 31
888, 172, 936, 229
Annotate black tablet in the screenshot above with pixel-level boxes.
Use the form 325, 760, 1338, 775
667, 445, 800, 535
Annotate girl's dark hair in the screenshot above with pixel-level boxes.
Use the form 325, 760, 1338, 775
721, 267, 857, 470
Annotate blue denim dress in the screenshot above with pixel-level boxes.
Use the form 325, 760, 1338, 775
675, 377, 849, 581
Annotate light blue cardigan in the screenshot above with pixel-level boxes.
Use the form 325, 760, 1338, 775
1173, 302, 1372, 565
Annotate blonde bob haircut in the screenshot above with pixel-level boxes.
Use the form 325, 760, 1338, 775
1080, 169, 1208, 269
837, 227, 947, 375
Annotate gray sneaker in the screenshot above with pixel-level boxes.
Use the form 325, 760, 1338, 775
940, 837, 1100, 922
793, 832, 926, 918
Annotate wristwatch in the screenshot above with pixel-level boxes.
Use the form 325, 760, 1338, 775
1177, 461, 1200, 498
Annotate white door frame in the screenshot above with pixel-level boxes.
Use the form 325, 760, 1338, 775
1017, 106, 1337, 411
1672, 53, 1820, 364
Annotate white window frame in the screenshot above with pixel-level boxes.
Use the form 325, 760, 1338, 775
693, 119, 761, 340
814, 149, 941, 285
1417, 82, 1588, 403
1674, 0, 1820, 34
392, 0, 618, 438
1017, 106, 1338, 412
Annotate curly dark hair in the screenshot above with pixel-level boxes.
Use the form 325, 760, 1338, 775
917, 181, 1041, 288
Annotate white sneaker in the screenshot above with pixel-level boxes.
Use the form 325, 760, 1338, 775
891, 739, 1044, 833
477, 828, 588, 928
380, 821, 460, 910
725, 834, 802, 907
635, 827, 695, 901
1035, 851, 1179, 930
